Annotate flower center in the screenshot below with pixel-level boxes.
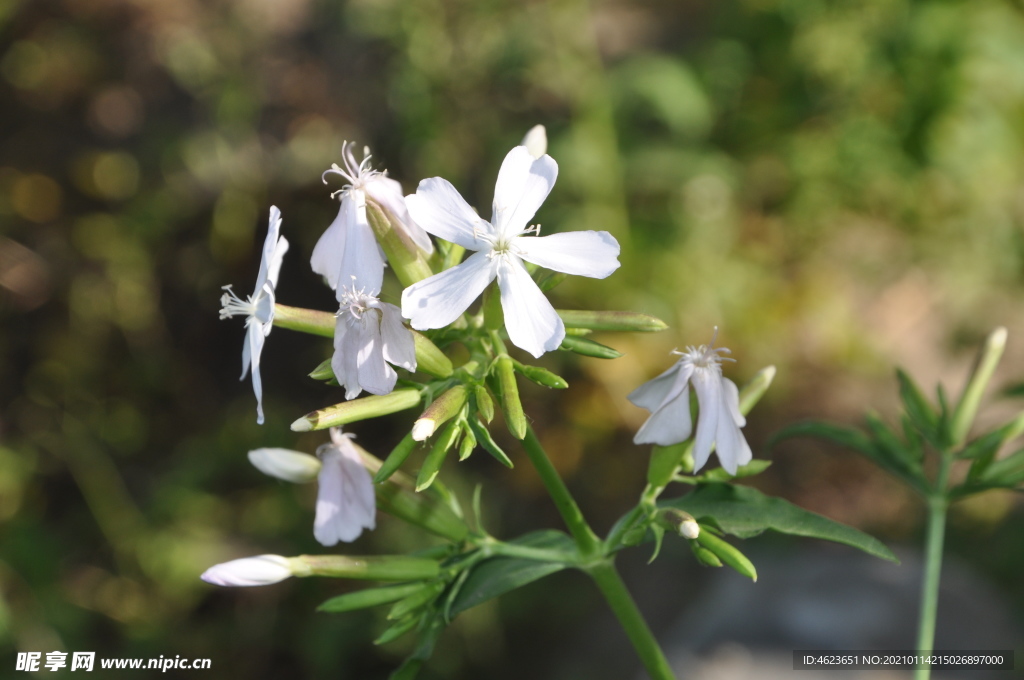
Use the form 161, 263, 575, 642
220, 285, 258, 321
674, 327, 734, 369
322, 141, 383, 199
337, 282, 378, 321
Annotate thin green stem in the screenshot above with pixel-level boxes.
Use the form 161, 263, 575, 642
915, 456, 952, 680
588, 561, 676, 680
521, 426, 601, 557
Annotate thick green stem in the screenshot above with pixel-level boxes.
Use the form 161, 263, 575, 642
520, 426, 676, 680
915, 455, 952, 680
589, 561, 676, 680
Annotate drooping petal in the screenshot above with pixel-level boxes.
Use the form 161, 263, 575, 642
712, 393, 752, 475
355, 308, 398, 397
402, 250, 496, 330
406, 177, 493, 251
496, 254, 564, 358
248, 448, 321, 483
314, 440, 376, 546
311, 201, 349, 290
515, 231, 620, 279
266, 236, 289, 292
690, 368, 722, 472
364, 176, 434, 255
628, 361, 694, 413
201, 555, 293, 587
331, 314, 359, 399
337, 191, 384, 295
722, 377, 747, 427
254, 206, 283, 293
491, 146, 558, 240
377, 301, 416, 371
246, 323, 267, 425
633, 384, 693, 446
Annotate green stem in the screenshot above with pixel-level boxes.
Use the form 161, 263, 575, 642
915, 457, 951, 680
520, 426, 676, 680
588, 561, 676, 680
521, 426, 601, 557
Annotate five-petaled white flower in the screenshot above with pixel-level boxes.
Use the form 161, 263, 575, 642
400, 145, 621, 358
220, 206, 289, 425
629, 330, 752, 475
313, 142, 433, 294
333, 281, 416, 400
314, 428, 376, 546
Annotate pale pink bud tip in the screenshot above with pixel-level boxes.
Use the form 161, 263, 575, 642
201, 555, 294, 587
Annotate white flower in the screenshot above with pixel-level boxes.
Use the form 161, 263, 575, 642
522, 124, 547, 159
314, 428, 376, 546
201, 554, 294, 587
220, 206, 289, 425
629, 330, 752, 475
333, 281, 416, 400
401, 145, 621, 358
313, 142, 433, 293
248, 448, 322, 483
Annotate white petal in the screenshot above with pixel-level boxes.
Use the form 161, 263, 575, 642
355, 309, 398, 396
311, 201, 349, 290
266, 236, 289, 292
633, 385, 693, 446
628, 361, 694, 413
248, 448, 321, 483
515, 231, 620, 279
401, 250, 496, 330
722, 377, 746, 427
246, 323, 267, 425
332, 314, 361, 399
496, 254, 564, 358
691, 368, 721, 472
201, 555, 293, 587
521, 125, 547, 159
364, 176, 435, 255
713, 399, 752, 476
314, 445, 376, 546
492, 146, 558, 239
337, 192, 384, 295
254, 206, 284, 293
378, 302, 416, 371
406, 177, 492, 251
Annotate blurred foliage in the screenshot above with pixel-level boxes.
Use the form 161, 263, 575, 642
1, 0, 1023, 678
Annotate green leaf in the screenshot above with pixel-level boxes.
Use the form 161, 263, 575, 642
467, 417, 513, 468
647, 524, 665, 564
896, 369, 940, 445
446, 530, 575, 618
318, 582, 425, 613
693, 459, 772, 483
661, 483, 898, 562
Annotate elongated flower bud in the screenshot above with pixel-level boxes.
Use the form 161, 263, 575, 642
473, 384, 495, 423
248, 448, 322, 483
291, 388, 421, 432
557, 309, 668, 333
513, 360, 568, 389
201, 555, 296, 587
658, 508, 700, 539
308, 358, 335, 382
412, 385, 468, 441
412, 331, 453, 378
690, 543, 723, 567
458, 423, 476, 460
374, 433, 418, 483
559, 334, 623, 359
416, 420, 460, 491
695, 531, 757, 581
495, 356, 527, 439
951, 327, 1008, 447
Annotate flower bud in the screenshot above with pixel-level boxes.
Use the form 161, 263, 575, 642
695, 531, 757, 581
201, 555, 296, 587
952, 327, 1008, 446
412, 385, 468, 441
412, 331, 453, 378
738, 365, 777, 415
248, 448, 322, 483
690, 542, 723, 567
373, 432, 418, 483
522, 124, 547, 159
473, 384, 495, 423
557, 309, 668, 333
495, 356, 527, 439
559, 334, 622, 359
659, 508, 700, 539
292, 554, 440, 581
308, 358, 335, 382
458, 423, 477, 461
365, 199, 435, 287
291, 388, 422, 432
513, 360, 569, 389
416, 420, 461, 492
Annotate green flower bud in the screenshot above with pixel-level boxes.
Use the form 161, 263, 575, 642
412, 385, 468, 441
557, 309, 668, 333
416, 420, 461, 492
473, 384, 495, 423
373, 433, 418, 484
559, 334, 623, 359
513, 359, 568, 389
308, 358, 335, 382
690, 542, 723, 567
695, 532, 757, 581
657, 508, 700, 539
952, 327, 1008, 447
458, 423, 477, 461
495, 355, 527, 439
291, 388, 422, 432
412, 331, 453, 378
292, 554, 440, 581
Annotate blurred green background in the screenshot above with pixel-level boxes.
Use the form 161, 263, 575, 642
2, 0, 1023, 677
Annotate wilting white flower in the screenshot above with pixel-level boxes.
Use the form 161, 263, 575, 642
248, 448, 322, 483
629, 330, 752, 475
220, 206, 289, 425
314, 428, 376, 546
333, 282, 416, 400
401, 145, 621, 358
201, 554, 294, 587
522, 124, 547, 159
313, 142, 433, 293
